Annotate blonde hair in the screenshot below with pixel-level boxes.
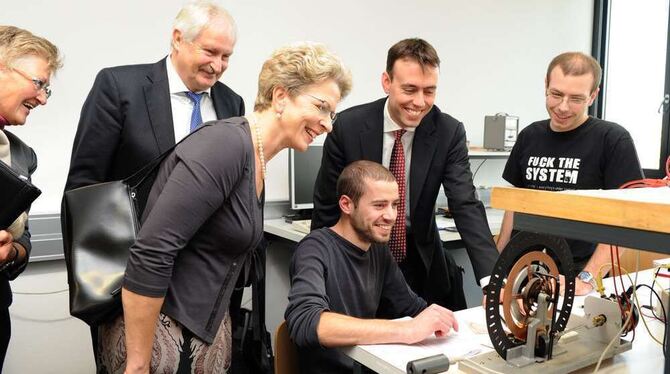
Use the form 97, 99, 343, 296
0, 26, 62, 73
173, 0, 236, 44
254, 42, 352, 111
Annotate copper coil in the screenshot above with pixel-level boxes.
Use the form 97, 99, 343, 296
502, 251, 559, 340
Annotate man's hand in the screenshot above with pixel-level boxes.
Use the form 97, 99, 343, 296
0, 230, 15, 263
402, 304, 459, 344
559, 274, 593, 296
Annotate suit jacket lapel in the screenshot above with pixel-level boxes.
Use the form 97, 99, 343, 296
211, 83, 226, 119
359, 99, 386, 163
144, 58, 175, 153
409, 111, 438, 216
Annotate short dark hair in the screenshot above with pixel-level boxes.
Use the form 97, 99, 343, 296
546, 52, 602, 93
386, 38, 440, 77
337, 161, 396, 205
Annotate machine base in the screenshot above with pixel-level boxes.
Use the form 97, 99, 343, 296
460, 336, 631, 374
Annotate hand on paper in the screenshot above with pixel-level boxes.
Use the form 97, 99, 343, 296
403, 304, 459, 344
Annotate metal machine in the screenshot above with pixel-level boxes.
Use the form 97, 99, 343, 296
461, 232, 636, 373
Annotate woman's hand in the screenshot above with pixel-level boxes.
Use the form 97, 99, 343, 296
124, 365, 150, 374
122, 288, 164, 374
0, 230, 16, 264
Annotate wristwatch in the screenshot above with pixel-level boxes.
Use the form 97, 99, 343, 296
577, 270, 596, 289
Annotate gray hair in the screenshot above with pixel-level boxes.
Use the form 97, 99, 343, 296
172, 0, 237, 43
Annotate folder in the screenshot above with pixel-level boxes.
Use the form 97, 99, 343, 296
0, 160, 41, 229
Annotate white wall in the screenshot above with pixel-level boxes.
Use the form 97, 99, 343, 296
6, 261, 95, 373
3, 0, 593, 213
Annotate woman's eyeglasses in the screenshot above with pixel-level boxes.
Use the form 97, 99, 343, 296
12, 67, 51, 99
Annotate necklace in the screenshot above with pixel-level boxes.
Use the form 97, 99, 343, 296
248, 114, 267, 179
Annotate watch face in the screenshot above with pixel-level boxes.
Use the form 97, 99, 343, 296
578, 271, 592, 282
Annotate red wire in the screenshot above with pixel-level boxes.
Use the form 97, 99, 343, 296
606, 156, 670, 336
615, 245, 632, 308
610, 245, 625, 315
618, 156, 670, 189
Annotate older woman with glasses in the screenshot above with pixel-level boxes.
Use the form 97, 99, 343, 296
0, 25, 62, 371
95, 42, 352, 374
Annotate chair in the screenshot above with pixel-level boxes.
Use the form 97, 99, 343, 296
274, 321, 298, 374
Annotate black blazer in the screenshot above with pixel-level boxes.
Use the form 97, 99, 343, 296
1, 130, 37, 308
65, 58, 245, 190
312, 98, 498, 303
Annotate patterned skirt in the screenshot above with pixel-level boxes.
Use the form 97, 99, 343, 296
97, 312, 232, 374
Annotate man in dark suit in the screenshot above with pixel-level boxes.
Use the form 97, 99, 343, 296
65, 1, 244, 191
63, 1, 244, 367
312, 38, 498, 310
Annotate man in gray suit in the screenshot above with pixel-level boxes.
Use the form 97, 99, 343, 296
63, 1, 244, 367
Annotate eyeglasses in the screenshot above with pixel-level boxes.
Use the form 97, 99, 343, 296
12, 67, 52, 99
546, 89, 588, 108
305, 94, 337, 123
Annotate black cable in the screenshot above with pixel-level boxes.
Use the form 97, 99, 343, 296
471, 158, 487, 183
634, 283, 667, 322
635, 283, 667, 354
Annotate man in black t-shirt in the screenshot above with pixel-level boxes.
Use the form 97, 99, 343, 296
497, 52, 643, 295
285, 161, 458, 374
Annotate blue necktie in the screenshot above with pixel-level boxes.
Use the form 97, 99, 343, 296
186, 91, 204, 133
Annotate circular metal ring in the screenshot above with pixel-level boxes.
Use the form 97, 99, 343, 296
484, 232, 576, 360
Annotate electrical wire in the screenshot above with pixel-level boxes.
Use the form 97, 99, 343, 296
636, 284, 667, 323
12, 288, 69, 295
593, 156, 670, 372
598, 263, 665, 346
9, 312, 74, 323
593, 251, 639, 373
618, 156, 670, 189
471, 158, 488, 183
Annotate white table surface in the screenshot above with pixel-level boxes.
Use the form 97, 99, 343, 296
341, 268, 666, 373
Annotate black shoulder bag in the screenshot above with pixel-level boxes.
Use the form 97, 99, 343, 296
61, 125, 208, 326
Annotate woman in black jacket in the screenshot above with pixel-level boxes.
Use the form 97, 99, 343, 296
0, 25, 62, 371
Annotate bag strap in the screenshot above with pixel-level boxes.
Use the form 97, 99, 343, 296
250, 238, 267, 341
123, 122, 214, 189
251, 237, 274, 371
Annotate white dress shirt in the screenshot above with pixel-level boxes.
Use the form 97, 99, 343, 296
166, 56, 218, 142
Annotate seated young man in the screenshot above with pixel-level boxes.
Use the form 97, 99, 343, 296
285, 160, 458, 373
